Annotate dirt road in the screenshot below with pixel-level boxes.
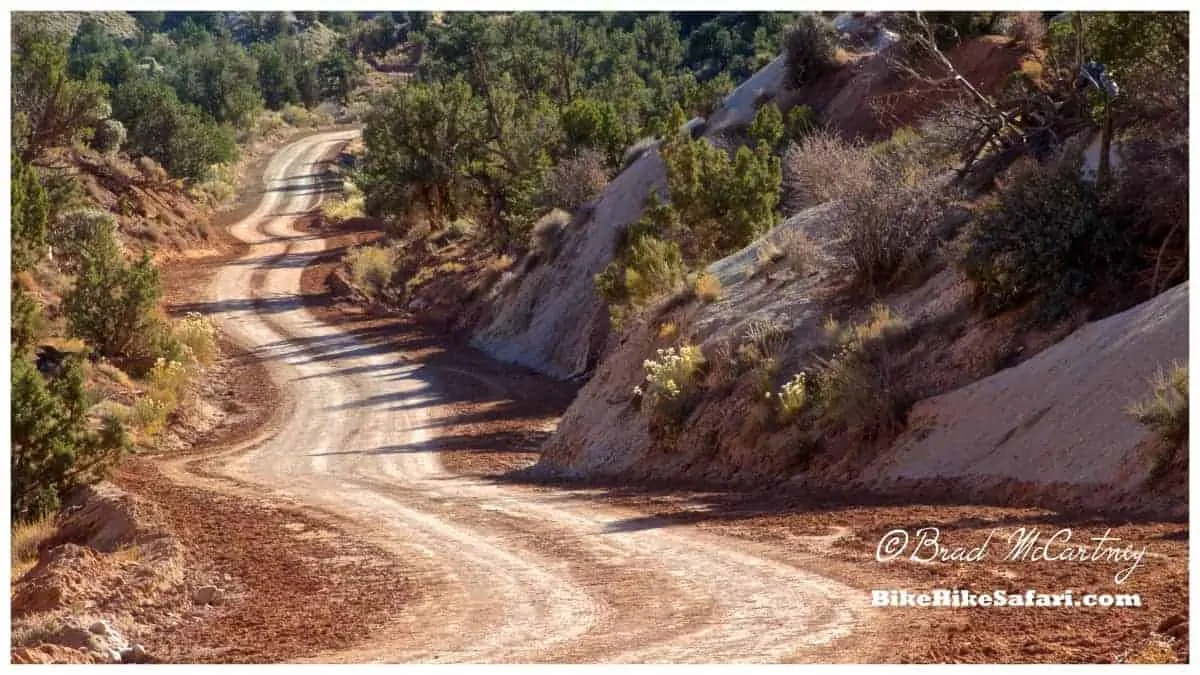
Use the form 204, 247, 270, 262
167, 131, 868, 663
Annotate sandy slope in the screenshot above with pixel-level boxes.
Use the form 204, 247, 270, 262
171, 131, 866, 663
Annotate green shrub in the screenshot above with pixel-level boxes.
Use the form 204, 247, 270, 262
961, 157, 1131, 323
11, 353, 128, 523
784, 105, 819, 145
12, 153, 49, 274
595, 214, 687, 329
658, 120, 781, 262
89, 118, 126, 155
63, 218, 163, 359
748, 102, 784, 151
345, 244, 395, 299
783, 14, 837, 89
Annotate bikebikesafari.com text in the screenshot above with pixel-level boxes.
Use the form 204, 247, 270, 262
871, 588, 1142, 609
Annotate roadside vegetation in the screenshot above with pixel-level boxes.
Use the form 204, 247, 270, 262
347, 12, 807, 306
584, 11, 1188, 473
10, 11, 409, 528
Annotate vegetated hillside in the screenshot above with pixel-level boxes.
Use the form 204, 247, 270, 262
376, 11, 1184, 512
10, 10, 407, 529
521, 12, 1188, 512
326, 12, 1185, 511
469, 18, 1031, 378
12, 11, 140, 41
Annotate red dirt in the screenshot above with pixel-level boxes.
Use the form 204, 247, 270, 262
297, 218, 1188, 664
785, 35, 1030, 143
88, 134, 420, 663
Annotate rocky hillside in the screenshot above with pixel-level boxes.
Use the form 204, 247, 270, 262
460, 14, 1188, 514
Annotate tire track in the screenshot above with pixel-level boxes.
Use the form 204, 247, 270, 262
172, 131, 865, 663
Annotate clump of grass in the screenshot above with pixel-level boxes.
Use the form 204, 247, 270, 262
1129, 361, 1188, 444
811, 304, 912, 440
12, 514, 57, 579
487, 254, 514, 272
323, 181, 366, 223
405, 261, 467, 294
737, 318, 788, 371
693, 272, 723, 302
1129, 361, 1188, 479
657, 321, 679, 340
1122, 637, 1178, 664
345, 244, 396, 299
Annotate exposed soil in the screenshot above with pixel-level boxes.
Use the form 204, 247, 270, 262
116, 460, 414, 663
295, 218, 579, 478
299, 218, 1188, 665
14, 131, 421, 663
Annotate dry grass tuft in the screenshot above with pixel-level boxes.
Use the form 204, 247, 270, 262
12, 515, 57, 579
693, 272, 723, 302
345, 244, 396, 299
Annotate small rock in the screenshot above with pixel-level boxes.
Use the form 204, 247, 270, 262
193, 585, 225, 605
89, 621, 109, 635
120, 644, 149, 663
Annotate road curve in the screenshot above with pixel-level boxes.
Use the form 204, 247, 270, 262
195, 131, 864, 663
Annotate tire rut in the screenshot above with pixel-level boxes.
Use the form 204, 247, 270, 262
167, 131, 865, 663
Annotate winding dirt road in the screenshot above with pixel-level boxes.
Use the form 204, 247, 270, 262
176, 131, 865, 663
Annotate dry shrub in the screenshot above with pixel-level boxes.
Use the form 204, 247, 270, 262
530, 209, 571, 260
1116, 129, 1189, 295
132, 358, 189, 438
544, 149, 610, 211
191, 163, 238, 206
12, 514, 57, 579
693, 272, 723, 302
782, 130, 872, 212
775, 226, 817, 275
135, 156, 168, 184
1006, 12, 1046, 50
281, 103, 334, 128
322, 181, 366, 223
171, 312, 217, 368
836, 167, 942, 296
1129, 361, 1188, 449
917, 97, 996, 170
791, 130, 941, 295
